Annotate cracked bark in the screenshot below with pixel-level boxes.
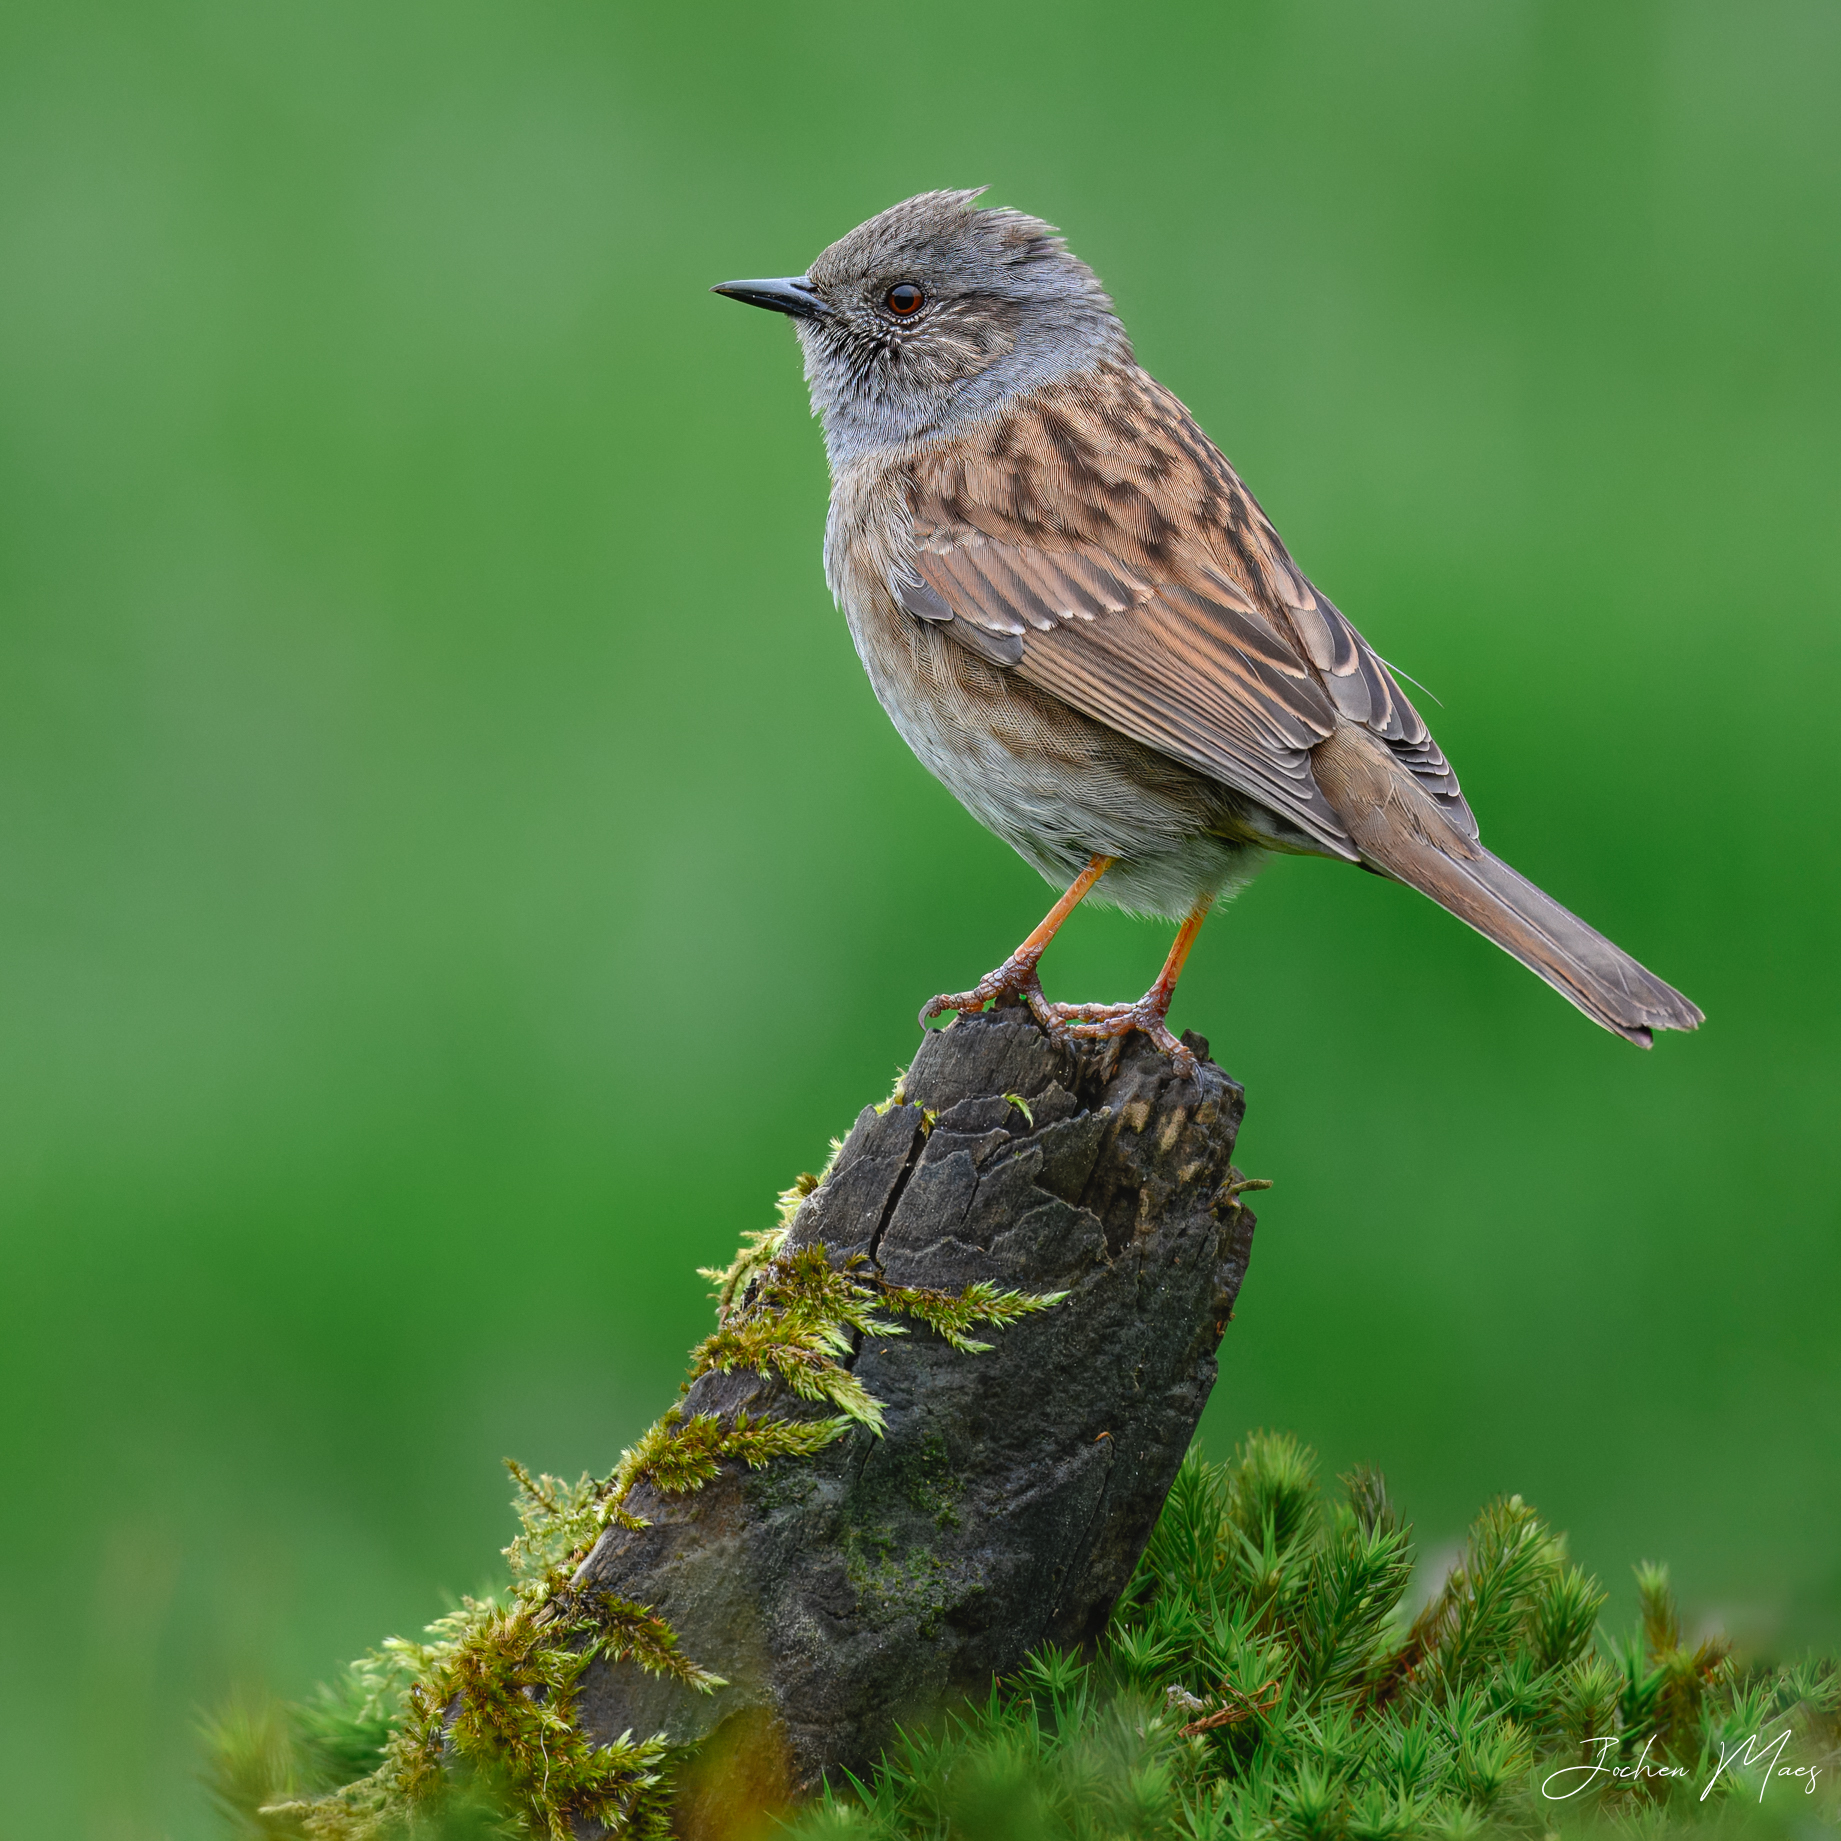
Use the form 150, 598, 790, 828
569, 1007, 1259, 1834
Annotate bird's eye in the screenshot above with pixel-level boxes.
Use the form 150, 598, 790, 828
884, 282, 925, 317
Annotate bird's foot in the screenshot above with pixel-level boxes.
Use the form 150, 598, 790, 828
919, 951, 1060, 1035
1043, 993, 1198, 1079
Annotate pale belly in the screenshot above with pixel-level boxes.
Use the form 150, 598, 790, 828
841, 589, 1272, 920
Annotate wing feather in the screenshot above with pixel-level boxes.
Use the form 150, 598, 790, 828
903, 533, 1353, 851
896, 364, 1476, 847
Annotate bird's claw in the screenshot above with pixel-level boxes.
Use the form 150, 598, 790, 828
920, 952, 1061, 1034
924, 964, 1200, 1080
1042, 997, 1198, 1079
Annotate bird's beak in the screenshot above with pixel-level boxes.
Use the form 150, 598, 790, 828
710, 276, 831, 321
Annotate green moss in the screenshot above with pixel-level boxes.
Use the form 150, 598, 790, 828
614, 1404, 854, 1498
783, 1435, 1841, 1841
268, 1602, 678, 1840
688, 1240, 906, 1432
208, 1138, 1068, 1841
689, 1239, 1065, 1421
909, 1433, 964, 1532
844, 1539, 957, 1643
876, 1277, 1067, 1354
207, 1379, 1841, 1841
831, 1433, 975, 1643
872, 1067, 911, 1116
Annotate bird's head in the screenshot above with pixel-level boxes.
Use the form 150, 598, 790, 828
713, 190, 1130, 464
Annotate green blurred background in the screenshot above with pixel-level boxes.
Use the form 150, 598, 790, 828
1, 0, 1836, 1832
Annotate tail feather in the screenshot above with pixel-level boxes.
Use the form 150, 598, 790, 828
1315, 731, 1703, 1046
1402, 837, 1702, 1046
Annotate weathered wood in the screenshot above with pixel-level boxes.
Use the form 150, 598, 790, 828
571, 1007, 1258, 1830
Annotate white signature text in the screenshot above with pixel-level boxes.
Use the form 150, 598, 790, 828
1540, 1731, 1820, 1803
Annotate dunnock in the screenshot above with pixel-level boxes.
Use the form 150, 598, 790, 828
715, 191, 1700, 1073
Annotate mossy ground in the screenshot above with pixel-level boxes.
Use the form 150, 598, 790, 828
204, 1130, 1837, 1841
211, 1429, 1839, 1841
782, 1437, 1839, 1841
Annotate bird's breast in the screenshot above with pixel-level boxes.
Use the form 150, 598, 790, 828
824, 478, 1272, 911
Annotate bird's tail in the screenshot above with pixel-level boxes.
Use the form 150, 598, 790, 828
1314, 730, 1703, 1047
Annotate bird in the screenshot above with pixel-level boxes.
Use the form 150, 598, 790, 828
712, 190, 1701, 1076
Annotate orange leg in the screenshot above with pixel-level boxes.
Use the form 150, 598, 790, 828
920, 855, 1114, 1032
1047, 892, 1216, 1077
1149, 895, 1213, 1011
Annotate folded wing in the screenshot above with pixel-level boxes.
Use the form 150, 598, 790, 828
899, 514, 1357, 856
895, 367, 1473, 863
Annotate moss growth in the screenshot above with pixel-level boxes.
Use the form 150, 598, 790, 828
846, 1541, 958, 1644
209, 1150, 1067, 1841
907, 1433, 964, 1532
783, 1436, 1841, 1841
877, 1277, 1067, 1354
830, 1432, 975, 1645
207, 1400, 1841, 1841
690, 1238, 907, 1432
614, 1403, 854, 1497
691, 1235, 1066, 1429
227, 1575, 692, 1839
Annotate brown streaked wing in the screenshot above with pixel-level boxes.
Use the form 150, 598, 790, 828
901, 363, 1475, 848
900, 517, 1359, 858
1210, 457, 1477, 835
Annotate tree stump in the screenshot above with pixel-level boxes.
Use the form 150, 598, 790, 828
571, 1007, 1259, 1833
